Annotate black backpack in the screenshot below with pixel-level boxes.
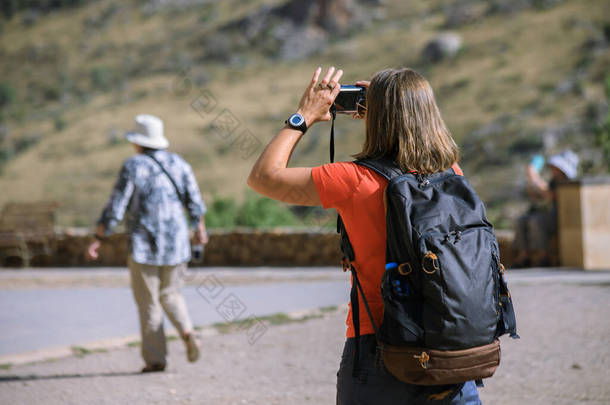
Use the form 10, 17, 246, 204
339, 158, 518, 386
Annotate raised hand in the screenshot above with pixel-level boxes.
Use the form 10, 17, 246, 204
296, 66, 343, 127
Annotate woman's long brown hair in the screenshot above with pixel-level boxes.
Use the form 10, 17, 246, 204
353, 68, 459, 174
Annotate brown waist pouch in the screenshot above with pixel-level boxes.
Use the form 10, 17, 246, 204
381, 339, 501, 386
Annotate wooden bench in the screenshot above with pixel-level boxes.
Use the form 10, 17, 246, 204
0, 201, 59, 267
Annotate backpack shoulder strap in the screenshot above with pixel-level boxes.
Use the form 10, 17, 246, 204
357, 158, 463, 181
354, 157, 404, 180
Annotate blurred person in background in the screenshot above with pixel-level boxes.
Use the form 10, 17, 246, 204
86, 114, 208, 372
512, 150, 579, 267
248, 67, 481, 404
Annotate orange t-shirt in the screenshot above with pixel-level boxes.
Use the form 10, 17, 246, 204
312, 162, 463, 338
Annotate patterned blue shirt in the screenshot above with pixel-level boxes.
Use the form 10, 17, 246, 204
98, 150, 206, 266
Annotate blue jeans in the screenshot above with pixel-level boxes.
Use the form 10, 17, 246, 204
337, 335, 482, 405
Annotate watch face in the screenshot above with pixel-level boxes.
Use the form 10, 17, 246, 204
289, 114, 304, 126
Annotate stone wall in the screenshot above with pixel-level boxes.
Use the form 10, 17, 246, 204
3, 228, 517, 268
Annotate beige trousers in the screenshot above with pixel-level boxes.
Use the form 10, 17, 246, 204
128, 256, 194, 366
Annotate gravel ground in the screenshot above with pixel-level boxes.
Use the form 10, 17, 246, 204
1, 279, 609, 404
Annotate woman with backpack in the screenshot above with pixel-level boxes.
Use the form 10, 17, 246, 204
248, 67, 484, 404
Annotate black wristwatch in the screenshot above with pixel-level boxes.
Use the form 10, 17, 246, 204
285, 113, 308, 134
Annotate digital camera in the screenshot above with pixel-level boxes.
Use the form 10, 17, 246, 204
333, 85, 366, 115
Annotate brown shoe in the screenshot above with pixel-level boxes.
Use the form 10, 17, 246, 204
141, 363, 166, 373
184, 333, 200, 363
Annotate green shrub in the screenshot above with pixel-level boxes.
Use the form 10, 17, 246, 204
205, 193, 300, 229
205, 195, 239, 228
90, 66, 114, 91
508, 133, 543, 155
54, 115, 67, 131
0, 82, 16, 109
14, 133, 41, 153
1, 0, 17, 19
0, 133, 42, 170
43, 84, 60, 102
235, 193, 299, 228
0, 148, 14, 169
602, 22, 610, 42
2, 0, 90, 19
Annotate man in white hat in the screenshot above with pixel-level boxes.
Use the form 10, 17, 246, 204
87, 114, 208, 372
513, 150, 579, 267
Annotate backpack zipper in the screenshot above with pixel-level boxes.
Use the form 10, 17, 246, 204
387, 170, 459, 192
491, 248, 502, 314
418, 226, 492, 253
416, 174, 430, 188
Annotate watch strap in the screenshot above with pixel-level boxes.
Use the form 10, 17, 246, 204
285, 113, 308, 134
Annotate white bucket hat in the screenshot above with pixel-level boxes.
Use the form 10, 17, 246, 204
548, 150, 578, 180
125, 114, 169, 149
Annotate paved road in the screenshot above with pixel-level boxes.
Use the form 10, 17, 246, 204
0, 278, 349, 356
1, 267, 609, 359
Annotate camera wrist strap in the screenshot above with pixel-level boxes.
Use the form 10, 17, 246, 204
330, 106, 336, 163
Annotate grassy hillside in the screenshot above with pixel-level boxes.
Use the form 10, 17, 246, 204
1, 0, 609, 228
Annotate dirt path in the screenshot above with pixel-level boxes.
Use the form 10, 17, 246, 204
1, 279, 609, 404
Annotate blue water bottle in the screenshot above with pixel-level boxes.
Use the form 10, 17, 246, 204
386, 262, 409, 297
